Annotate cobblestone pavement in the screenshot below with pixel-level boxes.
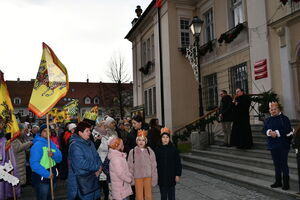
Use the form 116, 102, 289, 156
21, 169, 276, 200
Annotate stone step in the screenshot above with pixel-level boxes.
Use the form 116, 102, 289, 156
181, 160, 299, 200
208, 145, 297, 162
190, 149, 298, 175
213, 138, 270, 150
181, 153, 299, 190
216, 133, 268, 143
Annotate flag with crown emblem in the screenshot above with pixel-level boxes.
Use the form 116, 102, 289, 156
0, 71, 20, 150
28, 42, 69, 118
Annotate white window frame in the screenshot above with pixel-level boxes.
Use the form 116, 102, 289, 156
232, 0, 244, 26
204, 8, 214, 42
13, 97, 21, 105
180, 18, 190, 48
94, 97, 100, 104
84, 97, 91, 104
144, 86, 157, 116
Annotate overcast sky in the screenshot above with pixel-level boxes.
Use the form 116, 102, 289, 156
0, 0, 150, 82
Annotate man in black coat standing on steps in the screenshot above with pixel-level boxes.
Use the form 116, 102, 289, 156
230, 88, 253, 149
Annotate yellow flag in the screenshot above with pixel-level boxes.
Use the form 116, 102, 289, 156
53, 110, 66, 123
83, 106, 98, 121
0, 71, 20, 149
48, 107, 58, 118
63, 99, 79, 116
29, 42, 69, 118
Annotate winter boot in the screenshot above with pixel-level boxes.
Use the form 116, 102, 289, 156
270, 175, 282, 188
282, 176, 290, 190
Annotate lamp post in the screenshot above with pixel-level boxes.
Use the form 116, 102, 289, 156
190, 16, 204, 121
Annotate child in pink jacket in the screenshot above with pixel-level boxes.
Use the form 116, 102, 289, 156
128, 130, 158, 200
108, 136, 133, 200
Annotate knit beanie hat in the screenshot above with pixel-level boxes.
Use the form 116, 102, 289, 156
68, 123, 77, 131
104, 116, 115, 126
39, 124, 48, 133
160, 127, 171, 137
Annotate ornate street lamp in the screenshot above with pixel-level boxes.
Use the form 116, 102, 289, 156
189, 16, 204, 121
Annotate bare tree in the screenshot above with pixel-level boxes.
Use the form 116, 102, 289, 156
106, 53, 131, 119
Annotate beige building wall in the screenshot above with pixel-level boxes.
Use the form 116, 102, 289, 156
266, 0, 300, 119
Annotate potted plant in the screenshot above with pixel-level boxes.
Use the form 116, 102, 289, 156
252, 90, 279, 121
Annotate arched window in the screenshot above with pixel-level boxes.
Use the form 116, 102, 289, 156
84, 97, 91, 104
13, 97, 21, 105
93, 97, 100, 104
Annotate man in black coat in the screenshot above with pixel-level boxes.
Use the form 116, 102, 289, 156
219, 90, 233, 147
230, 88, 253, 149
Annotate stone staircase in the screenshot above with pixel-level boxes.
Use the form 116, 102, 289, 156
181, 123, 300, 200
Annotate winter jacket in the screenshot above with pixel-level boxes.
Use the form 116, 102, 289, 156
155, 143, 182, 187
127, 146, 157, 186
29, 134, 62, 179
11, 138, 31, 185
219, 95, 233, 122
68, 134, 102, 200
97, 135, 110, 181
108, 149, 133, 200
262, 113, 293, 150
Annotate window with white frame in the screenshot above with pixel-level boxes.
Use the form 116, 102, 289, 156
228, 62, 248, 95
144, 87, 156, 116
231, 0, 244, 26
84, 97, 91, 104
142, 41, 147, 66
151, 34, 155, 61
13, 97, 21, 105
180, 18, 190, 48
144, 90, 148, 115
147, 38, 151, 62
204, 9, 214, 42
93, 97, 100, 104
204, 73, 218, 110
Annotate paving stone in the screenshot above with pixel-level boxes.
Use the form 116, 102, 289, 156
21, 169, 277, 200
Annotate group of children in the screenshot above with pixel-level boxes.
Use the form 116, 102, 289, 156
105, 127, 182, 200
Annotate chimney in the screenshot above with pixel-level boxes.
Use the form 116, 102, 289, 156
17, 77, 20, 82
87, 74, 89, 83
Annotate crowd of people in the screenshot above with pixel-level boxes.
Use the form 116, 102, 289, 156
0, 115, 182, 200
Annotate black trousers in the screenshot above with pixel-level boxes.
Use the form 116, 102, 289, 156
100, 181, 109, 200
159, 185, 175, 200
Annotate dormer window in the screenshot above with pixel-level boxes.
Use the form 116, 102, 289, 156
94, 97, 100, 104
84, 97, 91, 104
13, 97, 21, 105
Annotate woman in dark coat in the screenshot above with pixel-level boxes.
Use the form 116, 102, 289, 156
125, 115, 149, 155
68, 121, 102, 200
263, 102, 293, 190
155, 127, 182, 200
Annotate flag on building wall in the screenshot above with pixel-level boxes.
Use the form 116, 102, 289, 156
28, 42, 69, 118
63, 99, 79, 116
156, 0, 162, 8
0, 71, 20, 150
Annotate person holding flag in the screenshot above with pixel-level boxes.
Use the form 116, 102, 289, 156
30, 124, 62, 200
28, 42, 69, 200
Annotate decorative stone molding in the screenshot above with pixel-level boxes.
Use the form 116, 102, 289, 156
275, 26, 287, 47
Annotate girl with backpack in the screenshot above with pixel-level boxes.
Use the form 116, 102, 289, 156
127, 129, 157, 200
